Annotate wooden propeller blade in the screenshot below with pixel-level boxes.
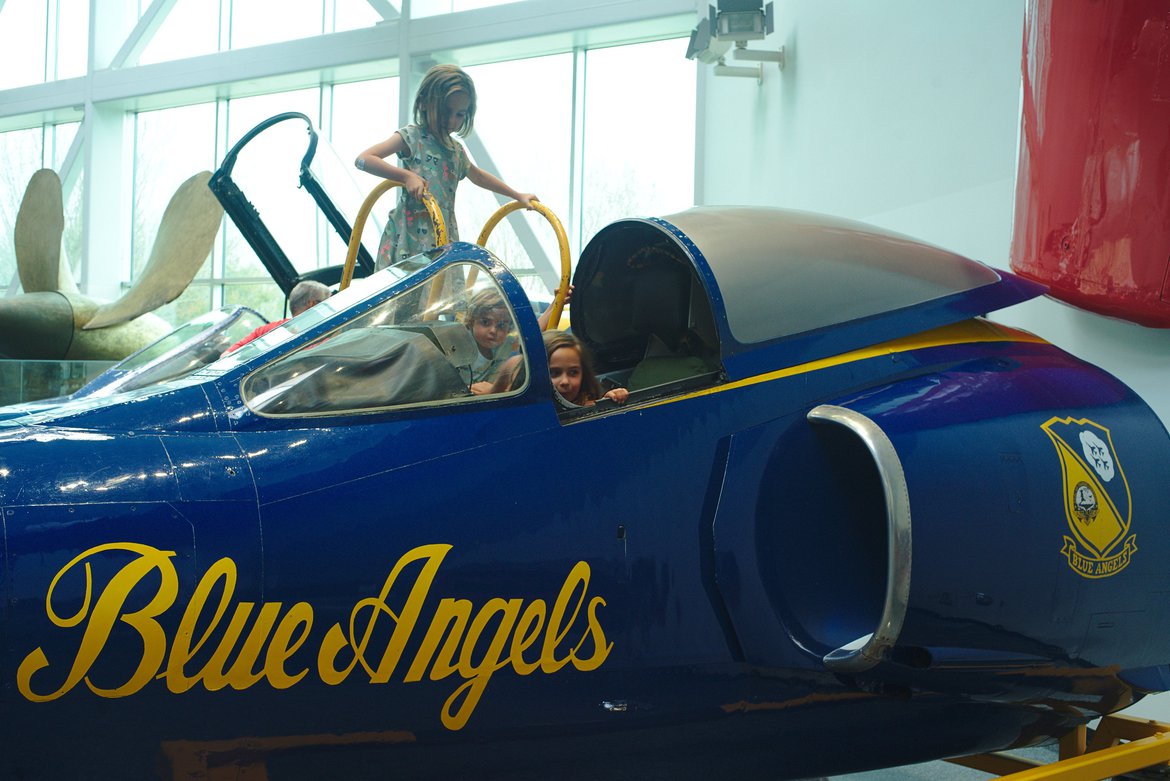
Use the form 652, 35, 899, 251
84, 171, 223, 330
13, 169, 65, 294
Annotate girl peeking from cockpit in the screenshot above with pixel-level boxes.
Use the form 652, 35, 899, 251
543, 330, 628, 407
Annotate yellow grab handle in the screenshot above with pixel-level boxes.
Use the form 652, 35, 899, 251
340, 180, 447, 291
472, 200, 571, 331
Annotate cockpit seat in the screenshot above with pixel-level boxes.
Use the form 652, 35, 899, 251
398, 321, 479, 368
627, 333, 715, 391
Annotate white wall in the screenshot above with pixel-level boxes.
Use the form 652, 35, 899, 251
698, 0, 1170, 722
698, 0, 1170, 430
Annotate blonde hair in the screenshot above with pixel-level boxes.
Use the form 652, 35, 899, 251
414, 64, 476, 150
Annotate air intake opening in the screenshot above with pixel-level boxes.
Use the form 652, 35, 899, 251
758, 405, 911, 671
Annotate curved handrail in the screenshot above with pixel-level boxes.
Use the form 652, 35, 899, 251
807, 404, 912, 673
471, 201, 571, 331
339, 180, 446, 291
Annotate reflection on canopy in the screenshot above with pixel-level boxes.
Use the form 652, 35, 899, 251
240, 262, 526, 417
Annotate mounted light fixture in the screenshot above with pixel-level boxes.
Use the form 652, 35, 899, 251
686, 0, 785, 82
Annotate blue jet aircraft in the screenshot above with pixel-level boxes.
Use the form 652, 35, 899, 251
2, 205, 1169, 780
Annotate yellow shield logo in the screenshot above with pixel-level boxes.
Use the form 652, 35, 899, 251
1042, 416, 1136, 579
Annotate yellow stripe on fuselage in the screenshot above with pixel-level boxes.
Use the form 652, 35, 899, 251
639, 319, 1047, 410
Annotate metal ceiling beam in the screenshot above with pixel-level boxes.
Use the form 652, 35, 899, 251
0, 80, 85, 132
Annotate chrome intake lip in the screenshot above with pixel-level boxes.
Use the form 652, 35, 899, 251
808, 404, 913, 673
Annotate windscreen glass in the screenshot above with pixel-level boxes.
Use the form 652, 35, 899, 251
240, 262, 527, 416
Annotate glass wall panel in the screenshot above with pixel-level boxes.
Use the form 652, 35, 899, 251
154, 281, 213, 328
0, 0, 48, 90
230, 0, 324, 49
459, 54, 573, 302
52, 121, 83, 283
61, 170, 84, 285
49, 121, 79, 166
328, 76, 399, 267
2, 4, 695, 327
330, 77, 398, 168
133, 103, 219, 284
223, 280, 286, 323
139, 0, 221, 65
412, 0, 519, 19
0, 129, 46, 293
579, 38, 695, 247
332, 0, 383, 32
55, 0, 90, 79
0, 360, 115, 405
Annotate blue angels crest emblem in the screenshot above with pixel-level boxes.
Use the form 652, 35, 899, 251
1041, 416, 1135, 579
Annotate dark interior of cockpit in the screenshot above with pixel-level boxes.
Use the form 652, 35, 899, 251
572, 221, 722, 401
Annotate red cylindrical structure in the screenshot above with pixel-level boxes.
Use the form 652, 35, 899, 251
1011, 0, 1170, 328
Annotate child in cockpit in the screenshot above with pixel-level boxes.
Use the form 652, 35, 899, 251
464, 289, 517, 394
466, 285, 576, 397
542, 330, 628, 407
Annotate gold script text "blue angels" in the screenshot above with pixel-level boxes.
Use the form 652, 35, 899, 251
17, 542, 612, 730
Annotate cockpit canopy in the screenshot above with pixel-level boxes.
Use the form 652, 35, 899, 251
573, 206, 1043, 381
235, 256, 529, 417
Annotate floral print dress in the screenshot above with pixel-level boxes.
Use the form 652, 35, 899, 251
376, 124, 471, 271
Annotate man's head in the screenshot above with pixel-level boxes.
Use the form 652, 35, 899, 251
288, 280, 331, 316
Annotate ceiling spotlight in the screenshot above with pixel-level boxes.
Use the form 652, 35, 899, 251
685, 16, 731, 65
685, 1, 783, 81
712, 0, 773, 42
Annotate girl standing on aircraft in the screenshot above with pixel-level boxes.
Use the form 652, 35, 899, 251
355, 64, 537, 277
543, 330, 629, 407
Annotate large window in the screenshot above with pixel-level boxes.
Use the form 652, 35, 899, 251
55, 0, 90, 79
459, 54, 574, 302
133, 103, 219, 325
330, 77, 399, 172
0, 0, 88, 88
139, 0, 384, 64
137, 0, 219, 65
413, 1, 523, 18
579, 38, 696, 245
330, 75, 400, 270
0, 130, 46, 290
0, 0, 48, 90
130, 37, 694, 328
1, 5, 696, 334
